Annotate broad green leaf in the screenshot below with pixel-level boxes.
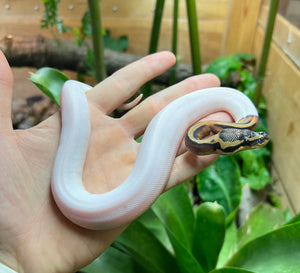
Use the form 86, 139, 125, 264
137, 208, 172, 252
217, 221, 238, 268
116, 220, 180, 273
227, 222, 300, 273
29, 67, 69, 106
192, 202, 226, 272
237, 203, 285, 249
196, 156, 241, 220
81, 246, 134, 273
209, 267, 255, 273
152, 185, 204, 273
152, 184, 195, 249
166, 228, 205, 273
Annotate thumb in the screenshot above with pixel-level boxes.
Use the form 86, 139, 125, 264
0, 50, 13, 127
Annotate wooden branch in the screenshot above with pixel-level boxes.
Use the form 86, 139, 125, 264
0, 35, 193, 84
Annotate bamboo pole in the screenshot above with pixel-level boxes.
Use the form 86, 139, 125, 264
88, 0, 106, 82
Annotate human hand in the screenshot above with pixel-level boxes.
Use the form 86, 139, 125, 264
0, 50, 230, 273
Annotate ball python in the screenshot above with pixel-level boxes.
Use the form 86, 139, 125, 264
52, 80, 269, 230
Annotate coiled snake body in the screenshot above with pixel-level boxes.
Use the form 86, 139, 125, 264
52, 80, 269, 230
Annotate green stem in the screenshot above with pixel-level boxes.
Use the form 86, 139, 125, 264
169, 0, 179, 86
186, 0, 202, 75
88, 0, 106, 82
253, 0, 279, 106
149, 0, 165, 54
143, 0, 165, 98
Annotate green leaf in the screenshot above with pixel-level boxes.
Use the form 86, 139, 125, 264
152, 184, 195, 249
237, 203, 285, 249
104, 30, 129, 52
73, 27, 81, 46
137, 208, 172, 252
196, 156, 241, 220
234, 53, 255, 62
217, 221, 238, 268
81, 246, 134, 273
86, 49, 96, 77
256, 116, 269, 133
205, 55, 242, 79
209, 267, 255, 273
166, 229, 205, 273
81, 10, 92, 39
192, 202, 226, 272
235, 149, 271, 190
237, 69, 256, 99
152, 185, 204, 273
267, 192, 281, 208
227, 222, 300, 273
41, 0, 70, 34
29, 67, 69, 106
240, 167, 270, 190
283, 208, 291, 222
285, 211, 300, 226
116, 220, 180, 273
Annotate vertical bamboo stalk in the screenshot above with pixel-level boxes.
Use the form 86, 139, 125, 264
148, 0, 165, 54
143, 0, 165, 98
186, 0, 202, 74
169, 0, 179, 85
253, 0, 279, 106
88, 0, 106, 82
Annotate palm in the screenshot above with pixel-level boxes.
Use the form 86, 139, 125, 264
82, 106, 140, 194
0, 51, 228, 273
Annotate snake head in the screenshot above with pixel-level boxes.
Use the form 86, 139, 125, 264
185, 128, 270, 155
218, 128, 270, 154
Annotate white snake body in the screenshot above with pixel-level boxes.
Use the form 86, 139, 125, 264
52, 80, 258, 230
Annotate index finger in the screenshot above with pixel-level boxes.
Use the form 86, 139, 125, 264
87, 51, 176, 114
